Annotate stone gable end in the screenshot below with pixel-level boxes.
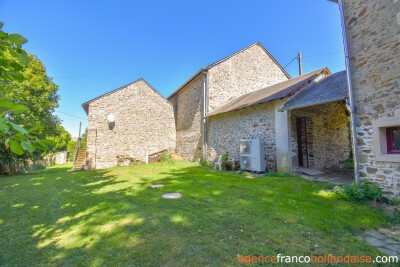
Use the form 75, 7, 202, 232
86, 80, 176, 169
170, 43, 289, 161
208, 44, 289, 112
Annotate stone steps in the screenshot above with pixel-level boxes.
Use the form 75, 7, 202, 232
73, 148, 87, 170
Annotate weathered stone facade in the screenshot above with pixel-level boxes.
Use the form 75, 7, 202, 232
85, 79, 176, 169
290, 101, 351, 170
207, 44, 289, 112
207, 102, 276, 170
169, 43, 289, 161
342, 0, 400, 196
169, 75, 204, 161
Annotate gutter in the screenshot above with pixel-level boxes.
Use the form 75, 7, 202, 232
202, 69, 208, 161
336, 0, 361, 186
280, 98, 348, 113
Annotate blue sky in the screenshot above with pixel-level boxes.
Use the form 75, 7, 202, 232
0, 0, 344, 137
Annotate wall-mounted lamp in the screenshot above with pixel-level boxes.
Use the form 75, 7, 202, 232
108, 113, 115, 130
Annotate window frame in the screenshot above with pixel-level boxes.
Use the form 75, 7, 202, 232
386, 127, 400, 154
372, 117, 400, 163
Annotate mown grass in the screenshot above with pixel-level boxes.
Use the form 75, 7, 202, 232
0, 160, 393, 266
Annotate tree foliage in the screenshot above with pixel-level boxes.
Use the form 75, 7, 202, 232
48, 125, 72, 152
0, 22, 61, 173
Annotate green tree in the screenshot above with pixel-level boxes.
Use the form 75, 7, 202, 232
67, 140, 77, 161
0, 22, 58, 173
48, 125, 72, 152
0, 22, 30, 83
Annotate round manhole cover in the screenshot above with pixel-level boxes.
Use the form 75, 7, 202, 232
150, 184, 165, 188
162, 193, 182, 199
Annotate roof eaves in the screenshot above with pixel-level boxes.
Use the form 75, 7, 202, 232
167, 69, 205, 100
140, 79, 172, 106
279, 97, 347, 112
167, 42, 290, 99
256, 42, 291, 79
206, 67, 329, 117
204, 42, 259, 69
81, 78, 169, 114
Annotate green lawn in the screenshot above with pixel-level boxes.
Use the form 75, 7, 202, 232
0, 160, 393, 266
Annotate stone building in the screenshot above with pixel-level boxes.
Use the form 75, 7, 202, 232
82, 78, 176, 169
168, 42, 290, 161
207, 68, 351, 173
331, 0, 400, 197
81, 42, 351, 178
79, 1, 399, 198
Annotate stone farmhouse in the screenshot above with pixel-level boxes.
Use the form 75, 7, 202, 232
80, 0, 400, 197
330, 0, 400, 197
81, 42, 351, 175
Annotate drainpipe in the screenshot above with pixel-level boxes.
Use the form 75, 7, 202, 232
336, 0, 361, 186
202, 69, 208, 161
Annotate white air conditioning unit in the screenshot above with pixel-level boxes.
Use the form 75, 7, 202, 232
240, 139, 266, 172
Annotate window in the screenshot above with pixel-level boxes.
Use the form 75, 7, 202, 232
372, 117, 400, 163
387, 127, 400, 154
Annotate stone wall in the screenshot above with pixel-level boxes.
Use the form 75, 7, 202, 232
207, 44, 288, 112
207, 102, 276, 171
169, 43, 289, 161
86, 80, 176, 169
169, 75, 204, 161
343, 0, 400, 196
290, 101, 351, 170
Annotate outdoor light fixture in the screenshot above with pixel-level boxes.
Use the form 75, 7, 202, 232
107, 113, 115, 123
108, 113, 115, 130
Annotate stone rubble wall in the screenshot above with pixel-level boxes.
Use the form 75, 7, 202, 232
343, 0, 400, 197
290, 101, 351, 170
207, 44, 288, 113
86, 80, 176, 169
169, 75, 204, 161
207, 101, 276, 171
170, 43, 289, 161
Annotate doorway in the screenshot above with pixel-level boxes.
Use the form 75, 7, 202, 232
296, 117, 310, 168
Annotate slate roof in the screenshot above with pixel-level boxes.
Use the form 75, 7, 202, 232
207, 67, 330, 117
167, 42, 291, 99
81, 78, 169, 114
280, 70, 347, 111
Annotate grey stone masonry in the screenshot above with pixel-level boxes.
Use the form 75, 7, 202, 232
169, 75, 204, 161
207, 44, 288, 113
207, 101, 277, 171
343, 0, 400, 197
169, 43, 289, 161
291, 101, 351, 170
86, 79, 176, 169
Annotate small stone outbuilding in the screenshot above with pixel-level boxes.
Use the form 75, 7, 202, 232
206, 68, 351, 173
281, 71, 351, 171
82, 78, 176, 169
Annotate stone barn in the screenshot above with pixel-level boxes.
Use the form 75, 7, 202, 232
168, 42, 290, 161
82, 78, 176, 169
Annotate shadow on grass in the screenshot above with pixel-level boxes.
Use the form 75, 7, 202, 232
0, 162, 391, 266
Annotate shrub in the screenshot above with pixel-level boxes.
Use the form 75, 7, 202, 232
334, 181, 382, 202
344, 155, 354, 170
159, 154, 174, 163
199, 160, 211, 168
222, 152, 229, 161
389, 198, 400, 206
